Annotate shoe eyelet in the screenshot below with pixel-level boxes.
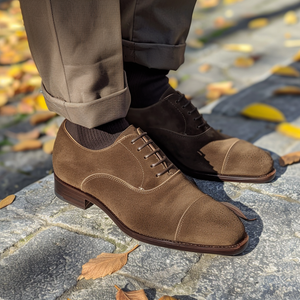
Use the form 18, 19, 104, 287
155, 174, 159, 177
144, 156, 147, 159
150, 165, 154, 168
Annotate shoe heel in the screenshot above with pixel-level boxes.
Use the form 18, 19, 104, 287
54, 174, 93, 210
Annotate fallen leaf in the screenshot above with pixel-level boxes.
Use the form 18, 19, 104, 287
158, 296, 178, 300
30, 111, 56, 125
6, 128, 40, 141
22, 60, 39, 75
7, 65, 23, 79
0, 195, 15, 209
273, 86, 300, 95
223, 0, 242, 4
285, 32, 291, 39
271, 65, 300, 77
276, 122, 300, 139
0, 75, 13, 88
12, 139, 43, 152
0, 105, 18, 116
222, 88, 237, 95
284, 11, 298, 25
223, 44, 253, 53
194, 28, 204, 36
187, 39, 204, 48
285, 40, 300, 47
248, 18, 268, 29
293, 50, 300, 61
115, 285, 148, 300
279, 151, 300, 166
207, 81, 233, 93
0, 92, 8, 107
17, 102, 35, 114
78, 245, 139, 280
43, 139, 55, 154
169, 77, 178, 90
214, 17, 235, 29
234, 57, 254, 67
199, 64, 211, 73
241, 103, 286, 122
199, 0, 219, 9
34, 94, 48, 111
44, 123, 59, 137
206, 90, 221, 100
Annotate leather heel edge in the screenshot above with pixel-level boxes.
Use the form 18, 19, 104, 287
54, 174, 93, 210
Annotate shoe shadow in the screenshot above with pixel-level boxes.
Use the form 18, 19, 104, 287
190, 177, 263, 256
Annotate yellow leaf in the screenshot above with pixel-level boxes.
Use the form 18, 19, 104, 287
293, 50, 300, 61
273, 86, 300, 95
12, 140, 43, 152
284, 11, 298, 25
223, 88, 237, 95
241, 103, 286, 122
30, 111, 56, 125
248, 18, 268, 29
22, 60, 39, 75
43, 139, 55, 154
223, 44, 253, 53
223, 0, 242, 4
78, 245, 139, 280
158, 296, 178, 300
169, 77, 178, 89
234, 57, 254, 67
0, 76, 13, 88
7, 65, 23, 79
279, 151, 300, 166
34, 94, 48, 111
0, 195, 15, 209
207, 81, 233, 93
115, 285, 148, 300
187, 39, 204, 49
276, 122, 300, 139
271, 65, 300, 77
285, 40, 300, 48
199, 64, 211, 73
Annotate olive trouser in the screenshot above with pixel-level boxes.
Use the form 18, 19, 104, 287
19, 0, 197, 128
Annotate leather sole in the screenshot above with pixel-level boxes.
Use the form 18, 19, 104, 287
54, 173, 249, 255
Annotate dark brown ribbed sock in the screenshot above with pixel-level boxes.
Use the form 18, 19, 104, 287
65, 118, 129, 150
124, 62, 170, 108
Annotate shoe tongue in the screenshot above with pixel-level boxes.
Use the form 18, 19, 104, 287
159, 85, 177, 101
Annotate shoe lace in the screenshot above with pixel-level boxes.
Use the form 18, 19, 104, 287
131, 132, 174, 177
175, 94, 208, 130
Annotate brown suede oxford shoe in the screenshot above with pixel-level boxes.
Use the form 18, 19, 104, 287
53, 120, 248, 255
127, 87, 276, 183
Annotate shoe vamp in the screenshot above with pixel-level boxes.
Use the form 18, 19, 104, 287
81, 171, 211, 241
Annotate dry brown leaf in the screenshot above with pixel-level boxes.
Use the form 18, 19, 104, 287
78, 245, 139, 280
30, 111, 56, 125
12, 140, 42, 152
271, 65, 300, 77
115, 285, 148, 300
187, 39, 204, 49
0, 195, 15, 209
199, 0, 219, 8
199, 64, 211, 73
6, 128, 40, 141
206, 90, 221, 100
0, 92, 8, 107
158, 296, 178, 300
234, 57, 254, 68
279, 151, 300, 166
273, 86, 300, 95
214, 17, 235, 29
207, 81, 233, 93
17, 102, 35, 114
43, 139, 55, 154
0, 105, 18, 116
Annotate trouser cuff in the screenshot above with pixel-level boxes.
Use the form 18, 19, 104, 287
43, 77, 131, 129
122, 40, 186, 70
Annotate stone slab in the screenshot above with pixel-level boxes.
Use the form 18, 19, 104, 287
0, 227, 115, 300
